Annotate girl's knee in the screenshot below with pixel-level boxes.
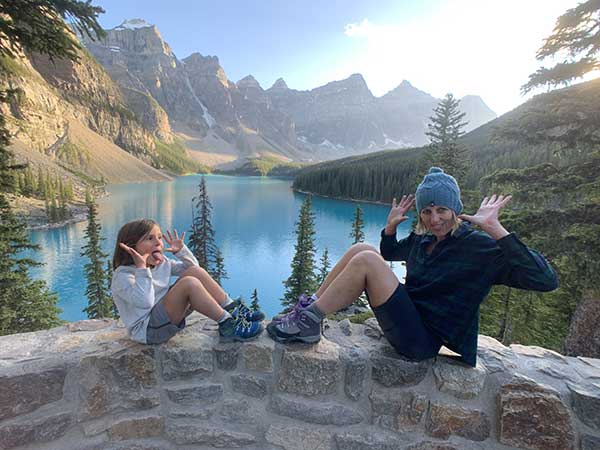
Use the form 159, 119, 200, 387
178, 275, 203, 291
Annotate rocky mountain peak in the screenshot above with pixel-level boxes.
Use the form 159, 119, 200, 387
382, 80, 435, 103
314, 73, 373, 102
100, 18, 172, 57
182, 53, 229, 87
269, 78, 289, 91
113, 18, 154, 30
237, 75, 262, 90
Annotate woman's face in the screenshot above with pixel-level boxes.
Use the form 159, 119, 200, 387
420, 205, 454, 239
135, 225, 164, 265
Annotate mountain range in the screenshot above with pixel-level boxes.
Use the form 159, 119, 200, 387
0, 17, 497, 190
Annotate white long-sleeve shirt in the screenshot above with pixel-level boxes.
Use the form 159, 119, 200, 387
111, 244, 199, 343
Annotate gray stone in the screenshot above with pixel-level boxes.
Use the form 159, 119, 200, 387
569, 383, 600, 430
339, 319, 352, 336
335, 431, 403, 450
166, 423, 256, 447
108, 414, 164, 441
230, 373, 269, 398
266, 425, 333, 450
278, 340, 341, 396
242, 339, 274, 372
342, 347, 369, 401
269, 394, 363, 425
370, 388, 428, 430
165, 383, 223, 406
160, 335, 214, 381
581, 435, 600, 450
0, 367, 66, 420
219, 398, 254, 423
432, 358, 486, 399
78, 348, 159, 419
364, 318, 383, 339
370, 345, 431, 387
214, 343, 239, 370
425, 403, 490, 441
168, 407, 214, 419
498, 376, 574, 450
0, 412, 72, 449
405, 441, 482, 450
67, 319, 112, 332
477, 335, 517, 374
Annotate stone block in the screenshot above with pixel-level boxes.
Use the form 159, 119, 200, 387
569, 383, 600, 430
165, 383, 223, 406
266, 425, 333, 450
78, 348, 159, 419
364, 318, 383, 339
339, 319, 352, 336
108, 414, 164, 441
220, 398, 255, 423
168, 407, 214, 419
370, 388, 428, 431
498, 376, 574, 450
370, 345, 430, 387
242, 339, 274, 372
0, 367, 66, 420
165, 423, 256, 447
0, 412, 72, 449
278, 341, 341, 396
342, 347, 369, 401
581, 435, 600, 450
335, 431, 403, 450
269, 393, 363, 425
214, 343, 239, 370
432, 358, 486, 399
160, 335, 214, 381
425, 403, 490, 442
231, 373, 269, 398
405, 441, 482, 450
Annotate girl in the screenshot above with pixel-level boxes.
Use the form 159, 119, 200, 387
268, 167, 559, 367
111, 219, 264, 344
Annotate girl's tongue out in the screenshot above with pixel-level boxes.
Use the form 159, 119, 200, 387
151, 250, 163, 263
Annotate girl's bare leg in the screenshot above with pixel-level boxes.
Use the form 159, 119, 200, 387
314, 250, 399, 314
161, 276, 225, 324
178, 266, 229, 305
316, 243, 378, 297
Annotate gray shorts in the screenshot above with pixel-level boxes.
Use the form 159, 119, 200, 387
146, 298, 186, 344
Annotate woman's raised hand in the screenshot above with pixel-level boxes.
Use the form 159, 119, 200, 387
458, 194, 511, 239
385, 194, 415, 232
165, 229, 185, 254
119, 243, 148, 269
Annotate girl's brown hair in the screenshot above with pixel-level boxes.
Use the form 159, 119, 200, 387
112, 219, 159, 269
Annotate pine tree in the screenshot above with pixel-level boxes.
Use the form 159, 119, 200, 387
282, 196, 318, 309
317, 247, 331, 286
425, 93, 469, 182
212, 248, 228, 285
522, 1, 600, 93
81, 193, 113, 319
349, 205, 365, 244
106, 260, 119, 319
188, 176, 218, 270
250, 288, 260, 312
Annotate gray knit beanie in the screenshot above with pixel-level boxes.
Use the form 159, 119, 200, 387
415, 167, 463, 214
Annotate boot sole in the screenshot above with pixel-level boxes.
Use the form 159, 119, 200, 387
266, 326, 321, 344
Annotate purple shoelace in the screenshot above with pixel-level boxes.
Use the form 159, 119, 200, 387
280, 294, 314, 326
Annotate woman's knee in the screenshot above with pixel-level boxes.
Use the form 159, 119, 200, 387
349, 249, 385, 269
347, 243, 378, 258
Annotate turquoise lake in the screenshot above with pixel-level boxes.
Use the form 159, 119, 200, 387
27, 175, 411, 321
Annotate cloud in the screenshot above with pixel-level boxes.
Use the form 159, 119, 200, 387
340, 0, 593, 115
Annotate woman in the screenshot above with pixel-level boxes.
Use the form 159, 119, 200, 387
267, 167, 558, 366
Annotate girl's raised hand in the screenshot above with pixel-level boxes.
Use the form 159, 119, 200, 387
458, 194, 512, 231
165, 229, 186, 253
386, 194, 415, 230
119, 243, 148, 269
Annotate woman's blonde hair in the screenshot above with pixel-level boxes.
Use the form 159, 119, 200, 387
414, 209, 462, 236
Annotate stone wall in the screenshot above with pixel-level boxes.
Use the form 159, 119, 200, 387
1, 314, 599, 450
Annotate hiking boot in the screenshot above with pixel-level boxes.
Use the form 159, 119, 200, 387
219, 315, 263, 342
267, 308, 322, 344
272, 294, 315, 323
225, 298, 265, 322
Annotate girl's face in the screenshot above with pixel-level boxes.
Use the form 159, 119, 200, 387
420, 205, 454, 239
135, 225, 164, 266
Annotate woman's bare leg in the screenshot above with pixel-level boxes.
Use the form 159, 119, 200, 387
314, 250, 399, 314
315, 243, 378, 297
161, 276, 225, 324
178, 266, 229, 305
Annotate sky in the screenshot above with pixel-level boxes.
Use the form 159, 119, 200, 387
94, 0, 598, 116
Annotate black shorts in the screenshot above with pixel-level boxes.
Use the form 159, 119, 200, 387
372, 283, 442, 360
